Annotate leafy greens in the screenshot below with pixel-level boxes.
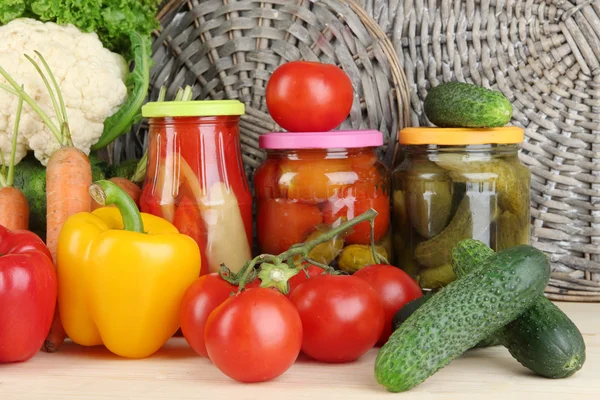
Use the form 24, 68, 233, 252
0, 0, 160, 56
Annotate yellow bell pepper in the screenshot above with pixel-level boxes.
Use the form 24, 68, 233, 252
56, 180, 201, 359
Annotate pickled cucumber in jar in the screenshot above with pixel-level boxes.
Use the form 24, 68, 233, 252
494, 210, 530, 250
338, 244, 388, 273
433, 152, 530, 225
390, 126, 530, 290
304, 225, 345, 265
414, 193, 499, 269
403, 159, 454, 238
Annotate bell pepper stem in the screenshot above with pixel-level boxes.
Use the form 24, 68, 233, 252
90, 180, 145, 233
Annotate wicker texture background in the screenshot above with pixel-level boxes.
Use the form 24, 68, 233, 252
376, 0, 600, 301
114, 0, 600, 301
147, 0, 410, 178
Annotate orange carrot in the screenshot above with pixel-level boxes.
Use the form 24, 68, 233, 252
46, 146, 92, 256
0, 51, 93, 352
0, 91, 29, 231
0, 187, 29, 230
91, 177, 141, 211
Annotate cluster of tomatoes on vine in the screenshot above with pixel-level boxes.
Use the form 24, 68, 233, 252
178, 62, 423, 383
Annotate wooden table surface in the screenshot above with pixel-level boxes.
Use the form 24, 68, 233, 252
1, 302, 598, 400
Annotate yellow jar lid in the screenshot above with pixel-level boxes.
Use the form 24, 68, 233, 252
142, 100, 245, 118
398, 126, 524, 145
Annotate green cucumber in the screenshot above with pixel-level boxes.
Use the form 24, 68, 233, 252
391, 293, 433, 331
452, 239, 586, 378
424, 82, 513, 128
391, 290, 500, 349
374, 245, 550, 392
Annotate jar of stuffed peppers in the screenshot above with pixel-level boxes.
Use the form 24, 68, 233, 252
255, 131, 391, 273
139, 100, 253, 276
391, 127, 531, 289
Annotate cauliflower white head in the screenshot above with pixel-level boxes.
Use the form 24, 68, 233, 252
0, 18, 129, 166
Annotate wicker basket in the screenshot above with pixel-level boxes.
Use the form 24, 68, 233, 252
145, 0, 411, 178
114, 0, 600, 302
374, 0, 600, 302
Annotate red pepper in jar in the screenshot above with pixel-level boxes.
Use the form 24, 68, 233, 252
140, 101, 253, 276
173, 196, 209, 276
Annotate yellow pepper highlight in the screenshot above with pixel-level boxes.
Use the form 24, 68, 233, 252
57, 203, 201, 359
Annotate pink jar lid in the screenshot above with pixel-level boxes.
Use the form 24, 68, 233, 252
259, 130, 383, 149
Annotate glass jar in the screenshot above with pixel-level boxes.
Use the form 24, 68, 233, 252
139, 100, 253, 276
255, 131, 391, 273
391, 127, 531, 289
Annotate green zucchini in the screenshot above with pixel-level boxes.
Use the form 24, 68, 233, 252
374, 245, 550, 392
424, 82, 513, 128
452, 239, 586, 379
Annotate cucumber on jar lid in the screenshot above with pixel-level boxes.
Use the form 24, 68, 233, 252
424, 82, 513, 128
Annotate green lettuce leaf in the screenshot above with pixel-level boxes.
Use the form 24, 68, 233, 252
0, 0, 28, 24
0, 0, 159, 56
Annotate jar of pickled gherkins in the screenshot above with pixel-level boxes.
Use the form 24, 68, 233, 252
255, 131, 391, 273
139, 100, 253, 276
391, 127, 531, 289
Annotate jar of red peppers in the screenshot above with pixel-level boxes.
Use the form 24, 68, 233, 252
139, 100, 253, 276
254, 131, 391, 273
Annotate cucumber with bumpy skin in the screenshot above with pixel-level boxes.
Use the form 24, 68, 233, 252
374, 245, 550, 392
452, 239, 586, 379
424, 82, 513, 128
391, 291, 501, 349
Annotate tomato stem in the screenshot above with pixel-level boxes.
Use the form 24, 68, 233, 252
220, 208, 379, 293
369, 219, 390, 265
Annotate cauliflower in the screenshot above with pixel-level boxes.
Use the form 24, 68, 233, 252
0, 18, 129, 166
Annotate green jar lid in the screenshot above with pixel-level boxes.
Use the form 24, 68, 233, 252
142, 100, 245, 118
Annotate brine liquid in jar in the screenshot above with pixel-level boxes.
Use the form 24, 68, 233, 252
255, 130, 392, 273
139, 100, 253, 276
391, 127, 531, 289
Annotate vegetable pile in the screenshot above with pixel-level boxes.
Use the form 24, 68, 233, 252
179, 208, 423, 381
0, 46, 588, 399
0, 0, 154, 167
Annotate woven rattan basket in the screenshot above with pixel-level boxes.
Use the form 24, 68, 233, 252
114, 0, 600, 302
146, 0, 411, 176
376, 0, 600, 302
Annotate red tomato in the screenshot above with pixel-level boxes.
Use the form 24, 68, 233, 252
353, 265, 423, 345
253, 157, 281, 200
257, 199, 323, 254
266, 61, 354, 132
179, 274, 236, 357
322, 184, 390, 245
287, 265, 324, 297
278, 155, 354, 204
244, 277, 262, 289
205, 288, 302, 383
289, 275, 385, 363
